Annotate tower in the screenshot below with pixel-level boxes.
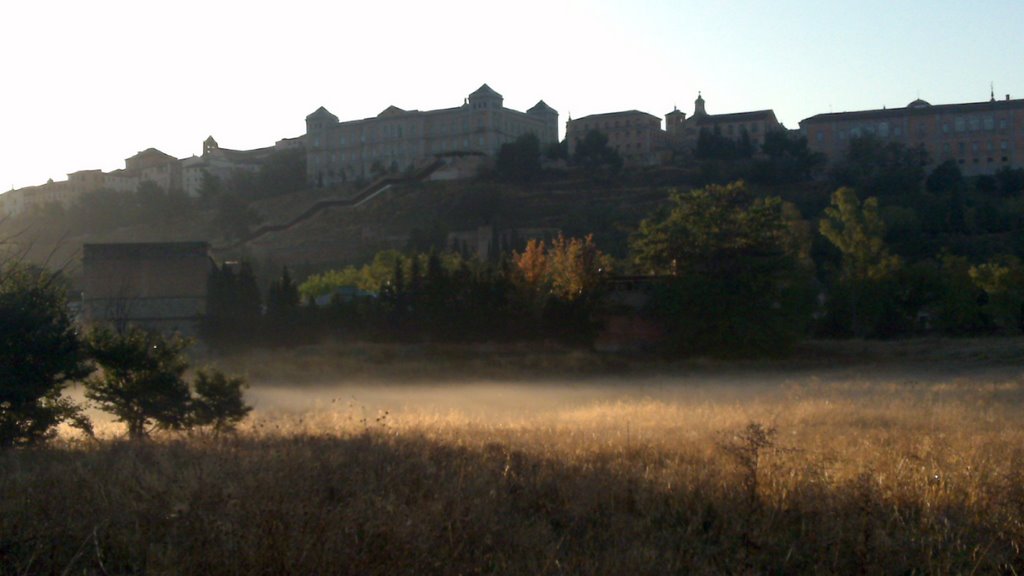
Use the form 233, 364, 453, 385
203, 136, 219, 156
694, 92, 707, 117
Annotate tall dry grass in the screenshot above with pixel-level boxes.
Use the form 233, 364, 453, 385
4, 364, 1024, 574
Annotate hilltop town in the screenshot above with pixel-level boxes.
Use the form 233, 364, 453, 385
3, 84, 1022, 219
3, 83, 1024, 350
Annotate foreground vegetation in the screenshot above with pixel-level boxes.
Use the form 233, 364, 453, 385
4, 361, 1024, 574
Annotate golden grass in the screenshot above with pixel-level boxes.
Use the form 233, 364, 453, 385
5, 357, 1024, 574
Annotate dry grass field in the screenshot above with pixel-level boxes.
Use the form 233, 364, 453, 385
4, 339, 1024, 574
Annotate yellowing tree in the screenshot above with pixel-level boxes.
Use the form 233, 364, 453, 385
513, 235, 609, 302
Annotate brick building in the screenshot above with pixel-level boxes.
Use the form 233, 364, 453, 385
800, 93, 1024, 176
566, 110, 664, 166
665, 92, 783, 153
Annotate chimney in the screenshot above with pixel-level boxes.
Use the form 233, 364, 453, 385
1007, 94, 1011, 101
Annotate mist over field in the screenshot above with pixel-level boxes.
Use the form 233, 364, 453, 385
12, 339, 1024, 574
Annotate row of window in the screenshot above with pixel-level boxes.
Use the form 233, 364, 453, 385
943, 116, 1010, 134
817, 116, 1019, 143
316, 119, 539, 149
311, 135, 496, 168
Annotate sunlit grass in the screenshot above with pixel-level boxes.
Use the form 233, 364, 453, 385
7, 363, 1024, 574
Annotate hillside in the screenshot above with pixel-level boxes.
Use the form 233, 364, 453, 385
219, 175, 688, 271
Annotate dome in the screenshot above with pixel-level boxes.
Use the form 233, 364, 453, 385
907, 98, 931, 109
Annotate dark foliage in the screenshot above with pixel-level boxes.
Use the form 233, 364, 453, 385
0, 264, 92, 447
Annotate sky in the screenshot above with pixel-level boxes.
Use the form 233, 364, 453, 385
2, 0, 1022, 191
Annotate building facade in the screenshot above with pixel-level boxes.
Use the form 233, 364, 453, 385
81, 242, 213, 334
566, 110, 664, 166
304, 84, 558, 186
800, 93, 1024, 176
666, 93, 783, 152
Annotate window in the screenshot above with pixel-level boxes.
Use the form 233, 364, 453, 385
942, 123, 949, 134
955, 118, 965, 132
984, 117, 994, 130
969, 117, 979, 131
816, 131, 824, 143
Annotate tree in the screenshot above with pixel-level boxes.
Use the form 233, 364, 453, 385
203, 262, 262, 345
630, 181, 813, 356
190, 369, 251, 433
197, 170, 224, 204
830, 135, 928, 201
750, 131, 825, 184
496, 133, 541, 182
819, 187, 903, 337
572, 130, 622, 173
85, 326, 193, 440
969, 255, 1024, 333
0, 264, 92, 447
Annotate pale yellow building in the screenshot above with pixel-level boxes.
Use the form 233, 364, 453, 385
305, 84, 558, 186
666, 93, 783, 153
565, 110, 664, 166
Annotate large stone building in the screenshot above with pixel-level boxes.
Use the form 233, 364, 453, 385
565, 110, 664, 166
665, 93, 784, 152
81, 242, 213, 334
181, 135, 305, 197
800, 92, 1024, 175
304, 84, 558, 186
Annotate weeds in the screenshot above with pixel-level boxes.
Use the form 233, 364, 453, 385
5, 371, 1024, 574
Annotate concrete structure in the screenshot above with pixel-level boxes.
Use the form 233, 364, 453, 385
81, 242, 213, 335
566, 110, 664, 166
304, 84, 558, 186
666, 93, 784, 152
800, 92, 1024, 176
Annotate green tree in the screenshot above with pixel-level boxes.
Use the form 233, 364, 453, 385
969, 255, 1024, 333
830, 135, 928, 201
572, 130, 622, 173
819, 187, 903, 337
85, 326, 193, 440
190, 369, 251, 433
496, 133, 542, 182
203, 262, 262, 345
630, 181, 814, 356
751, 131, 825, 184
197, 170, 224, 204
0, 264, 93, 447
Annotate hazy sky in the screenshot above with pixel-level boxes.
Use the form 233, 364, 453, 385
2, 0, 1021, 191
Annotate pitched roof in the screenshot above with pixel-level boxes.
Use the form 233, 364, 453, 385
800, 97, 1024, 125
306, 106, 339, 122
570, 110, 661, 123
469, 83, 502, 99
378, 105, 407, 117
693, 110, 777, 123
527, 100, 557, 115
